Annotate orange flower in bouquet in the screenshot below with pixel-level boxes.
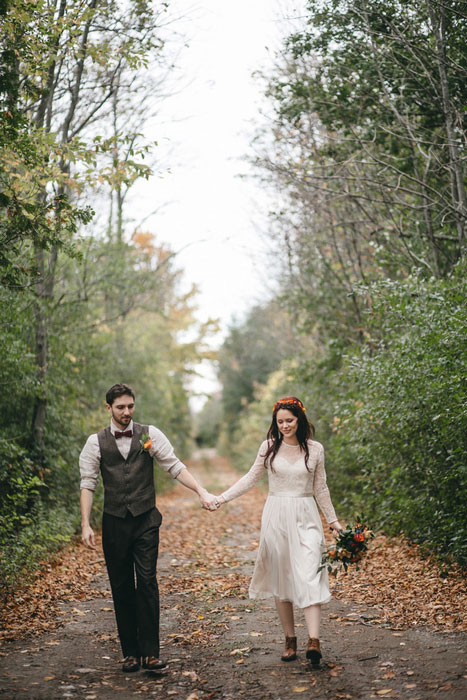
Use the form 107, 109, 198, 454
319, 519, 374, 576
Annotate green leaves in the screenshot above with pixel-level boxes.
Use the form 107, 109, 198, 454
329, 266, 467, 565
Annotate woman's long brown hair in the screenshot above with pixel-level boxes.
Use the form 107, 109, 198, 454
262, 396, 315, 471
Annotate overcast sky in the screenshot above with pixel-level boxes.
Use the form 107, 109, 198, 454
130, 0, 303, 401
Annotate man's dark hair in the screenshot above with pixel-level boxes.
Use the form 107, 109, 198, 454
106, 383, 135, 406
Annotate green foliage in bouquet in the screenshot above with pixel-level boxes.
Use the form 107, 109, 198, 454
319, 520, 374, 577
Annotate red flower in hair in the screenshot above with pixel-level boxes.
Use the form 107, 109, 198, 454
273, 398, 306, 412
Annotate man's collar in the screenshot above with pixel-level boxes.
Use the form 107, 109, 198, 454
110, 419, 134, 435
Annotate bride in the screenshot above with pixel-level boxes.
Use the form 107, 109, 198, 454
214, 396, 342, 664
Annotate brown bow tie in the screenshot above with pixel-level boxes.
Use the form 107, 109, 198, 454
115, 430, 133, 439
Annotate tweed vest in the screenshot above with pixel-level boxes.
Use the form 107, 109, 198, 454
98, 422, 160, 519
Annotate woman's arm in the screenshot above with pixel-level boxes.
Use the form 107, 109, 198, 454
313, 443, 341, 527
216, 442, 268, 505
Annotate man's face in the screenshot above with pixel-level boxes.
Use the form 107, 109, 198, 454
107, 393, 135, 430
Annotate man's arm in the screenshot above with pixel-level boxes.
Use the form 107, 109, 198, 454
80, 488, 96, 549
175, 468, 219, 510
79, 434, 101, 547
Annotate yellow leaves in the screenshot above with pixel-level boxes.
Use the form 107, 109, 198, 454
381, 669, 395, 679
182, 671, 199, 682
71, 607, 86, 616
329, 665, 343, 677
375, 690, 393, 696
292, 687, 309, 693
43, 676, 55, 681
229, 647, 250, 656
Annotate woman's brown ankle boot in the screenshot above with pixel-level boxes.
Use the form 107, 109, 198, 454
306, 637, 322, 665
281, 635, 297, 661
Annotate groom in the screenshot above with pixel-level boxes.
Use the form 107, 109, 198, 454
79, 383, 217, 673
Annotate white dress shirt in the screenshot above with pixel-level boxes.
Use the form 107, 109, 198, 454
79, 420, 187, 491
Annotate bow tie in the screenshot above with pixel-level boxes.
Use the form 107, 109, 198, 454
114, 429, 133, 439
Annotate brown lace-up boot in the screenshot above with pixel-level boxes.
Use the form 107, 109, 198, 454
306, 637, 322, 665
281, 635, 297, 661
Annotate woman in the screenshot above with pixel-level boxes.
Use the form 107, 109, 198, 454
215, 396, 342, 664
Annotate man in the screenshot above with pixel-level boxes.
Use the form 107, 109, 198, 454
80, 383, 217, 673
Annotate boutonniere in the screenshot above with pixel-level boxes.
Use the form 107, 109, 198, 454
139, 433, 152, 454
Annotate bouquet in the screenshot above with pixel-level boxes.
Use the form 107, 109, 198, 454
319, 520, 374, 577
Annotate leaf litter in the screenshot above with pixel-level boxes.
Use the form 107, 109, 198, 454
0, 454, 465, 700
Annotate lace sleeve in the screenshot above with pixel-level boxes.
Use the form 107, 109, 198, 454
313, 443, 338, 523
220, 442, 268, 502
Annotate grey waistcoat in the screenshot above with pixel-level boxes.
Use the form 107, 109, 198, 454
98, 422, 158, 519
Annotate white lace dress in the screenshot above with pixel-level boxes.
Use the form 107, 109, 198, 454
220, 440, 338, 608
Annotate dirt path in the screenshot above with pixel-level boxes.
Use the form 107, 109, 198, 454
0, 452, 466, 699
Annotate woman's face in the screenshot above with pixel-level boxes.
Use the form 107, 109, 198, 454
276, 408, 299, 441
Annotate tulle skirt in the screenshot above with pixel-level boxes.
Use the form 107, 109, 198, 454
249, 494, 331, 608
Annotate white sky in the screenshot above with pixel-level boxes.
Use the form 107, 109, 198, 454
129, 0, 303, 402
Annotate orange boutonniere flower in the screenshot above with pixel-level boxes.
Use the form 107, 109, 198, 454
139, 433, 152, 454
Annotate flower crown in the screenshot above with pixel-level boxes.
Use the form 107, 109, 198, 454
273, 398, 306, 413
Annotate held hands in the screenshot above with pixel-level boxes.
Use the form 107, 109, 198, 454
199, 490, 225, 512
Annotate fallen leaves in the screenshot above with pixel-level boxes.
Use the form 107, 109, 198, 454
382, 669, 395, 679
328, 533, 467, 632
230, 647, 250, 656
0, 540, 106, 644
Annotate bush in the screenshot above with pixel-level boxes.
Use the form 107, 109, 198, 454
330, 266, 467, 566
0, 442, 78, 597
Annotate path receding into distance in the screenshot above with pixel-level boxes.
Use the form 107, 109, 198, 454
0, 452, 465, 699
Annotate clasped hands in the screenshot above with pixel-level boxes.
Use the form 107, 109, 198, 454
199, 490, 225, 512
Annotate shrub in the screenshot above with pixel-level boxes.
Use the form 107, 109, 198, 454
330, 266, 467, 566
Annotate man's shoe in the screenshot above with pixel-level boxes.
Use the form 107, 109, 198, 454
122, 655, 140, 673
281, 635, 297, 662
142, 656, 167, 671
306, 637, 322, 665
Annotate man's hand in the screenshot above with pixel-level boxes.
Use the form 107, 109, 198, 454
81, 524, 96, 549
199, 491, 219, 511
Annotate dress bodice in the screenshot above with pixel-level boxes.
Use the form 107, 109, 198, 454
220, 439, 338, 523
267, 443, 315, 495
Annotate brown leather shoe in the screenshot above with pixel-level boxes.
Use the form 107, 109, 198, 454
122, 655, 140, 672
306, 637, 322, 665
141, 656, 167, 671
281, 635, 297, 661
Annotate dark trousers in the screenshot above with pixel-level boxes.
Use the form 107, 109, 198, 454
102, 507, 161, 658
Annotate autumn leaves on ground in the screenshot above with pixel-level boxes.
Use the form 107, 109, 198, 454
0, 452, 466, 700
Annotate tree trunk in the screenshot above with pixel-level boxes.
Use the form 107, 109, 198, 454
428, 0, 466, 253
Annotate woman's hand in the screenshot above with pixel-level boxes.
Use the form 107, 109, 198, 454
329, 520, 343, 537
214, 495, 226, 509
199, 490, 219, 511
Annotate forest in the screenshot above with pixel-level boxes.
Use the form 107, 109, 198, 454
200, 0, 467, 568
0, 0, 466, 605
